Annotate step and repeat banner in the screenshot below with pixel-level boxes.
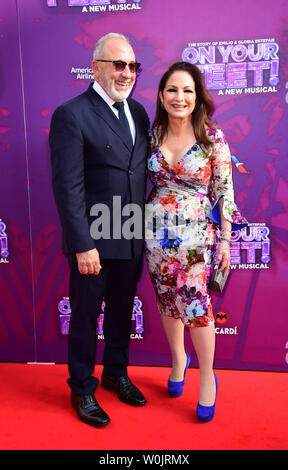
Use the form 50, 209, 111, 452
1, 0, 288, 371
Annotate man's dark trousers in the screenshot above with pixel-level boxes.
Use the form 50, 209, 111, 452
67, 254, 143, 397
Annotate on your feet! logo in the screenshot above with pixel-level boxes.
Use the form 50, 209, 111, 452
58, 295, 144, 338
0, 219, 9, 263
46, 0, 143, 13
229, 223, 271, 270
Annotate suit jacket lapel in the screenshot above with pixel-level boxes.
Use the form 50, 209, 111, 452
86, 84, 134, 152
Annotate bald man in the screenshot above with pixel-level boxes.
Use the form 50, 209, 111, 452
50, 33, 149, 427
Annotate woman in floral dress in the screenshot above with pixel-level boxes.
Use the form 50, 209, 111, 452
145, 62, 247, 422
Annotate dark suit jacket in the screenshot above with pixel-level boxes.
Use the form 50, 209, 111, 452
49, 83, 150, 259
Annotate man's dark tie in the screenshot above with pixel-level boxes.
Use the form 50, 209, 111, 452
113, 101, 133, 144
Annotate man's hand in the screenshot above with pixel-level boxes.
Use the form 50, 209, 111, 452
76, 248, 101, 275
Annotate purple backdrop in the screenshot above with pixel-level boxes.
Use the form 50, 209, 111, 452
0, 0, 288, 371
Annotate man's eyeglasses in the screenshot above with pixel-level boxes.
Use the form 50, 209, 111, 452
96, 60, 141, 74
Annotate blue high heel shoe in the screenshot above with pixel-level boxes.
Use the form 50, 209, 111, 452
196, 373, 218, 423
168, 352, 190, 397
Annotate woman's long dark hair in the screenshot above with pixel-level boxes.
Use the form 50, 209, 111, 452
152, 61, 216, 156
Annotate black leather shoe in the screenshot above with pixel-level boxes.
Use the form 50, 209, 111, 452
71, 391, 110, 427
101, 374, 147, 406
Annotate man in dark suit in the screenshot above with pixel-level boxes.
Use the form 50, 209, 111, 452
49, 33, 149, 427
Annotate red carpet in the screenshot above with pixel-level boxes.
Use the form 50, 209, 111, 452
0, 363, 287, 450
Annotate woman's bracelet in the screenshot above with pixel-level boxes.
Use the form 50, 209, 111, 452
219, 237, 231, 244
220, 229, 231, 235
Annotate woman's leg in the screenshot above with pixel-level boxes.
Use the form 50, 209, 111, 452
189, 323, 216, 406
161, 315, 187, 381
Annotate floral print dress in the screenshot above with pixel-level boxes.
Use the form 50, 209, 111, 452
145, 128, 247, 327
